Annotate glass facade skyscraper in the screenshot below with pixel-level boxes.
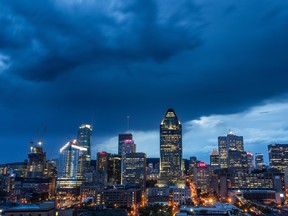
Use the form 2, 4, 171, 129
159, 108, 183, 186
57, 140, 87, 189
77, 124, 92, 177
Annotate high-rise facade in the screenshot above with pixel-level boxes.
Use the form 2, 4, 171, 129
118, 134, 133, 156
246, 152, 254, 171
255, 153, 264, 170
268, 143, 288, 171
57, 140, 87, 189
122, 152, 147, 188
218, 132, 247, 170
159, 108, 183, 186
77, 124, 92, 177
118, 133, 136, 185
27, 142, 46, 178
193, 162, 211, 194
210, 149, 219, 167
96, 151, 110, 172
108, 154, 122, 185
121, 140, 136, 156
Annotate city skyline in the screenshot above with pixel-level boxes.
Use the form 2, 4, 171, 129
1, 0, 288, 164
1, 104, 287, 165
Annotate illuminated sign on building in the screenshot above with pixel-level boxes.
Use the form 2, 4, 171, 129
197, 162, 207, 168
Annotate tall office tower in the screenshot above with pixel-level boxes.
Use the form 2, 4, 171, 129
108, 154, 122, 184
121, 139, 136, 156
119, 135, 136, 184
57, 140, 87, 189
218, 131, 246, 170
26, 142, 46, 178
189, 156, 198, 178
268, 144, 288, 171
210, 149, 219, 167
122, 153, 146, 188
193, 162, 211, 194
159, 108, 183, 186
246, 152, 254, 171
228, 150, 248, 170
77, 124, 92, 177
118, 133, 133, 156
96, 151, 110, 172
255, 153, 265, 170
183, 159, 190, 175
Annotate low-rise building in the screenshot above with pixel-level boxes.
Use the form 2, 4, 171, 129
96, 185, 142, 208
148, 187, 191, 206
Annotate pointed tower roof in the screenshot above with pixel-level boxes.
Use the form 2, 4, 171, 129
160, 108, 181, 127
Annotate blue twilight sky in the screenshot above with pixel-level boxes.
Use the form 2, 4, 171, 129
1, 0, 288, 164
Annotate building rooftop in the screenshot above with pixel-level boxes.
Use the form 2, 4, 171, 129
0, 202, 55, 212
211, 148, 219, 156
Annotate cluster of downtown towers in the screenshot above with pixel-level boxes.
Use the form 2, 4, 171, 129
55, 108, 282, 189
57, 108, 185, 188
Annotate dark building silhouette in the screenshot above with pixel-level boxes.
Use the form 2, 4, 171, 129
118, 134, 133, 156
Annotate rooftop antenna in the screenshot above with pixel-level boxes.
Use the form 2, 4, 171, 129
91, 112, 94, 159
91, 112, 94, 130
228, 129, 233, 135
39, 126, 46, 146
29, 140, 34, 148
127, 115, 130, 132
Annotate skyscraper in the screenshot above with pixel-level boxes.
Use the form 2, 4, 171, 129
118, 133, 133, 156
26, 141, 46, 178
108, 154, 122, 185
96, 151, 110, 172
210, 149, 219, 167
193, 162, 211, 194
122, 152, 147, 188
77, 124, 92, 177
246, 152, 254, 171
159, 108, 183, 186
218, 131, 247, 170
121, 139, 136, 156
57, 140, 87, 189
255, 153, 264, 170
119, 134, 136, 184
268, 143, 288, 171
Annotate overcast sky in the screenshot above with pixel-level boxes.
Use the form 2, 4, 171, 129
1, 0, 288, 164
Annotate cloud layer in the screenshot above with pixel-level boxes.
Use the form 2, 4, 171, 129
96, 99, 288, 164
0, 0, 202, 81
1, 0, 288, 163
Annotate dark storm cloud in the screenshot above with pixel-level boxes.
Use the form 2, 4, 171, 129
0, 0, 202, 81
1, 0, 288, 163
